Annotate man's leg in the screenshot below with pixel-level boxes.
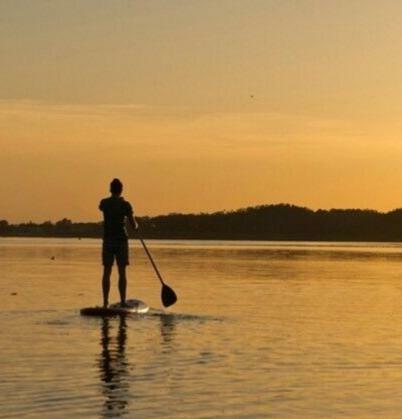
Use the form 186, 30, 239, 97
116, 240, 129, 306
117, 264, 127, 305
102, 265, 112, 308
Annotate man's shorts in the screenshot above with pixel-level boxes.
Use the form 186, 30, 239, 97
102, 240, 129, 267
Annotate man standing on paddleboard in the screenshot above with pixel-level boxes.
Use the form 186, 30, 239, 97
99, 178, 138, 308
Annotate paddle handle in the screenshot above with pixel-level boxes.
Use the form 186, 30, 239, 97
138, 236, 165, 286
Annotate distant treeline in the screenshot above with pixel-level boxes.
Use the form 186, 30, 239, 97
2, 204, 402, 241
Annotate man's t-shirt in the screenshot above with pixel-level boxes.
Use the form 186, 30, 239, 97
99, 196, 133, 241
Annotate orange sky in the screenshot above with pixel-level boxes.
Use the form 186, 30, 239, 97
2, 1, 402, 222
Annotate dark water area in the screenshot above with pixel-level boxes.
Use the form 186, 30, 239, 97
2, 238, 402, 418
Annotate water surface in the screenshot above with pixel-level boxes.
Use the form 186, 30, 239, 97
2, 238, 402, 418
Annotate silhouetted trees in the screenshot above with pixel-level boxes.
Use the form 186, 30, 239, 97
2, 204, 402, 241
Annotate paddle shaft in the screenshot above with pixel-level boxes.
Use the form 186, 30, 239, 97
138, 236, 165, 286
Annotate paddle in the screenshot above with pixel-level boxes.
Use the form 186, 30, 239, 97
137, 232, 177, 308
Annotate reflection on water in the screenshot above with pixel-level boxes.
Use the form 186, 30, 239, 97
97, 314, 178, 418
159, 314, 177, 348
99, 316, 129, 418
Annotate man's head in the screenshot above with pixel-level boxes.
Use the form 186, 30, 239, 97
110, 178, 123, 196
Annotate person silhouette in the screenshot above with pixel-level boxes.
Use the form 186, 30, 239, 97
99, 178, 138, 308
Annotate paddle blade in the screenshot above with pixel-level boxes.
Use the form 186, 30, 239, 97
161, 283, 177, 307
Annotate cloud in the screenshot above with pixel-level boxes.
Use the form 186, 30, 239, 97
0, 100, 399, 163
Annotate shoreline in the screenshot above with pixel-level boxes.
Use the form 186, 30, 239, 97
1, 235, 402, 244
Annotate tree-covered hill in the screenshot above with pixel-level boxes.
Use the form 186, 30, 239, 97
1, 204, 402, 241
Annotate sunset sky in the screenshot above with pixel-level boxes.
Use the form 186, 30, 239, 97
2, 1, 402, 222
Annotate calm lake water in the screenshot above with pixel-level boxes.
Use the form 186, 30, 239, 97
2, 238, 402, 418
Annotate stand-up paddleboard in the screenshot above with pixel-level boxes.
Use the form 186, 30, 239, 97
80, 299, 149, 316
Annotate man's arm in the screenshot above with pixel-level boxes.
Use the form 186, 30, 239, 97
127, 213, 138, 231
